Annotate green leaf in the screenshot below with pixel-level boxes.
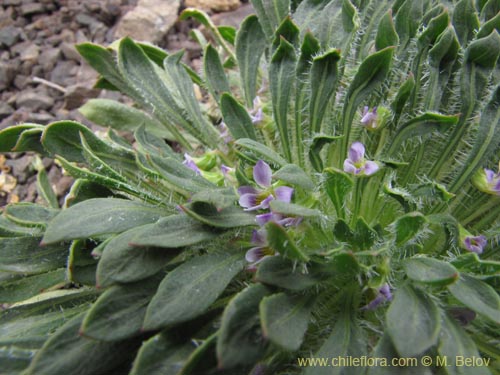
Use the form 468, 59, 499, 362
79, 99, 171, 139
0, 290, 97, 348
10, 127, 45, 154
143, 252, 246, 330
265, 221, 309, 262
42, 198, 168, 245
260, 293, 313, 351
309, 49, 341, 134
220, 93, 257, 140
386, 284, 441, 357
376, 10, 399, 50
324, 168, 354, 220
272, 164, 315, 191
0, 216, 43, 237
203, 44, 230, 103
256, 256, 332, 290
63, 179, 113, 208
0, 124, 44, 152
130, 332, 195, 375
96, 225, 176, 287
4, 203, 59, 227
451, 252, 500, 277
250, 0, 290, 39
117, 37, 194, 149
235, 138, 288, 167
0, 237, 67, 274
368, 333, 432, 375
428, 25, 460, 68
26, 312, 139, 375
341, 47, 395, 155
181, 202, 257, 228
163, 51, 220, 147
217, 284, 271, 369
438, 314, 490, 375
68, 240, 97, 286
218, 25, 236, 45
41, 120, 136, 169
76, 42, 131, 95
404, 257, 459, 286
386, 113, 459, 155
236, 15, 267, 107
81, 276, 160, 341
36, 169, 59, 209
449, 85, 500, 193
270, 36, 296, 162
447, 274, 500, 324
269, 200, 321, 218
306, 288, 365, 375
411, 181, 455, 202
394, 0, 426, 48
390, 73, 415, 121
129, 214, 217, 248
466, 30, 500, 68
452, 0, 480, 45
0, 269, 66, 304
477, 10, 500, 39
393, 212, 427, 246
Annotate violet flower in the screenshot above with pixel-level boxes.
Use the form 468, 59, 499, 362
256, 212, 302, 227
238, 160, 294, 211
472, 164, 500, 196
463, 235, 487, 254
343, 142, 379, 176
361, 106, 378, 129
249, 96, 264, 124
362, 283, 392, 311
245, 229, 276, 271
183, 154, 201, 175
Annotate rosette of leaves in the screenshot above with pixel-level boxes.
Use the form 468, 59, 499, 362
1, 0, 500, 374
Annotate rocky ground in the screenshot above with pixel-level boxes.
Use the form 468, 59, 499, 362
0, 0, 253, 207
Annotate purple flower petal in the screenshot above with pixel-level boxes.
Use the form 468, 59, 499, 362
251, 108, 263, 124
275, 186, 294, 203
485, 168, 495, 183
253, 160, 272, 187
379, 284, 392, 301
349, 142, 365, 163
246, 247, 265, 262
364, 161, 379, 176
238, 186, 258, 196
361, 294, 385, 311
343, 159, 358, 174
251, 229, 267, 245
256, 212, 276, 226
238, 193, 257, 209
464, 235, 487, 254
243, 194, 274, 211
361, 107, 378, 128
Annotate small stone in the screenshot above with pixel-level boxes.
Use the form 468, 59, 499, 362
212, 3, 254, 27
2, 0, 21, 5
13, 75, 29, 90
64, 85, 100, 110
0, 102, 14, 120
5, 155, 33, 184
20, 43, 40, 61
185, 0, 240, 12
0, 62, 15, 90
27, 112, 55, 124
114, 0, 181, 44
16, 91, 55, 112
39, 48, 61, 72
21, 3, 46, 16
49, 60, 79, 86
0, 26, 21, 47
60, 42, 81, 61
